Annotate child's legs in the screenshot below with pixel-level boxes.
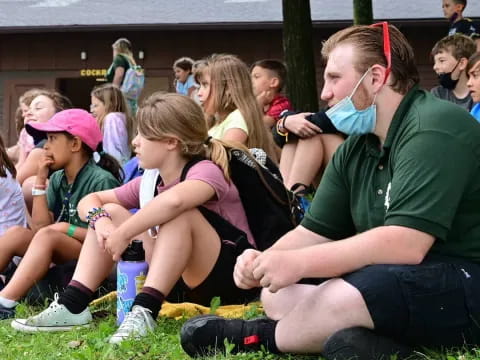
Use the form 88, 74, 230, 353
143, 208, 221, 297
71, 203, 137, 292
0, 226, 34, 272
1, 226, 82, 300
284, 135, 325, 190
321, 134, 344, 164
279, 141, 297, 186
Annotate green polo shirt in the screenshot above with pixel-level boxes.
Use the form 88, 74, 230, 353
302, 85, 480, 263
47, 159, 120, 228
106, 54, 130, 84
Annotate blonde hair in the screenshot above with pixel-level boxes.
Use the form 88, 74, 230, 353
91, 83, 135, 150
137, 92, 249, 180
200, 54, 277, 161
112, 38, 136, 65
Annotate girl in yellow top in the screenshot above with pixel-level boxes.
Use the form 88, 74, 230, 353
195, 54, 277, 162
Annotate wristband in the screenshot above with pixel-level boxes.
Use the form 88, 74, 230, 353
31, 188, 46, 196
66, 224, 77, 237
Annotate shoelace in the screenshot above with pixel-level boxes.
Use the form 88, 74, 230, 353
27, 293, 61, 323
116, 307, 153, 336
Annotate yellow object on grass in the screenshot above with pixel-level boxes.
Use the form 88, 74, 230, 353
90, 291, 262, 320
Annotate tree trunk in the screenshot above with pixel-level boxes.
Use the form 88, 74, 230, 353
353, 0, 373, 25
282, 0, 318, 112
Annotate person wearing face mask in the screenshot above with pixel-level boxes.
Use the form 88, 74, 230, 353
180, 23, 480, 360
430, 34, 476, 111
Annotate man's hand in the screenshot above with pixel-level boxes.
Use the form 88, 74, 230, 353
284, 112, 322, 138
233, 249, 262, 289
252, 249, 304, 293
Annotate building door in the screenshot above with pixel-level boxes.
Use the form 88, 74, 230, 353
2, 78, 57, 146
58, 77, 101, 112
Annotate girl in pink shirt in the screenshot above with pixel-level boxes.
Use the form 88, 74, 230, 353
13, 93, 259, 344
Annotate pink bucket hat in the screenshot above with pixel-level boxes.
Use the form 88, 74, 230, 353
26, 109, 103, 152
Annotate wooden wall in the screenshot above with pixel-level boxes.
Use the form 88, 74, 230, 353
0, 24, 447, 145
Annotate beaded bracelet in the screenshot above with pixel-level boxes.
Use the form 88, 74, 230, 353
86, 207, 112, 230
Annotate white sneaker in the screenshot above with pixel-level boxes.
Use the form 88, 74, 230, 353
109, 305, 156, 344
11, 293, 92, 332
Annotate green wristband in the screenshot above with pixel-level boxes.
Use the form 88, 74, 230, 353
67, 224, 77, 237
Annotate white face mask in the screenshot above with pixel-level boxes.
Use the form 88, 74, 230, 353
326, 68, 377, 136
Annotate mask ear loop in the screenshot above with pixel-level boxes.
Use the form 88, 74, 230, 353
348, 67, 372, 98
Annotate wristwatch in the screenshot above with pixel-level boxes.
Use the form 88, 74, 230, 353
31, 188, 47, 196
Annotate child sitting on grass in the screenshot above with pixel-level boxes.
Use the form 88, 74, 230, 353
0, 109, 122, 319
10, 93, 259, 345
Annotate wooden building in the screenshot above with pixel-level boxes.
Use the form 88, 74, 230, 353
0, 0, 478, 146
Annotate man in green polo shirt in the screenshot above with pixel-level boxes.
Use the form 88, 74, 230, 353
179, 24, 480, 359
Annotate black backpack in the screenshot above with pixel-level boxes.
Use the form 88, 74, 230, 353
180, 148, 302, 252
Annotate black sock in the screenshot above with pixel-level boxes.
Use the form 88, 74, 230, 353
132, 286, 165, 319
57, 280, 94, 314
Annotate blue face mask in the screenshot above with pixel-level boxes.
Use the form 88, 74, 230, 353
326, 68, 377, 136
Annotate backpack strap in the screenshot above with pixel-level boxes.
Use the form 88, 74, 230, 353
180, 156, 206, 182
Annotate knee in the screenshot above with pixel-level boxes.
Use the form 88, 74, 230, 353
261, 289, 288, 320
33, 227, 62, 245
103, 203, 127, 217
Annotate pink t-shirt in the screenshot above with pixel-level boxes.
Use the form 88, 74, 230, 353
114, 160, 255, 247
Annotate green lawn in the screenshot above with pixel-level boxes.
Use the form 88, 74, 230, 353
0, 300, 479, 359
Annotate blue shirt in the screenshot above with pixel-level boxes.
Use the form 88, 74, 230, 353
471, 103, 480, 122
176, 74, 196, 96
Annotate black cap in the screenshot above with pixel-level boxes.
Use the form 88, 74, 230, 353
121, 240, 145, 261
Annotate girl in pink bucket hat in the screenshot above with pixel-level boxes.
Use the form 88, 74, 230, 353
0, 109, 123, 319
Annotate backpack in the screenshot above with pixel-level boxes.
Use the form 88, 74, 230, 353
184, 148, 303, 251
139, 148, 302, 252
120, 60, 145, 100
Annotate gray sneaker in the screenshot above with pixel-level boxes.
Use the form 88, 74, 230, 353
11, 293, 92, 332
109, 305, 156, 344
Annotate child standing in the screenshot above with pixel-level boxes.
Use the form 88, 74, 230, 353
173, 57, 197, 97
431, 34, 476, 111
11, 93, 259, 344
91, 84, 135, 166
0, 134, 26, 237
196, 54, 277, 161
0, 109, 121, 319
250, 59, 293, 129
442, 0, 478, 36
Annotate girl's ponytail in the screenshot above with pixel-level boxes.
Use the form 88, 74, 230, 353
94, 147, 124, 183
204, 137, 250, 183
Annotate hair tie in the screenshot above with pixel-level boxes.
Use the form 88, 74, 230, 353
204, 136, 212, 145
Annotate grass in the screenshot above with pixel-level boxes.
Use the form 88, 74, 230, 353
1, 299, 480, 359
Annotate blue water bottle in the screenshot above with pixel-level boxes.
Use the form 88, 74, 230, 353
117, 240, 148, 325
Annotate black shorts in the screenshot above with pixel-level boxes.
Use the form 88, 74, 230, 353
340, 255, 480, 348
166, 240, 259, 306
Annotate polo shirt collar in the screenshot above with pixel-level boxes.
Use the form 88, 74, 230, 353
365, 84, 420, 156
60, 158, 95, 187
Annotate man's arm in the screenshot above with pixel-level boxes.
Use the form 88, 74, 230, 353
252, 225, 434, 292
270, 225, 332, 251
298, 225, 434, 278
